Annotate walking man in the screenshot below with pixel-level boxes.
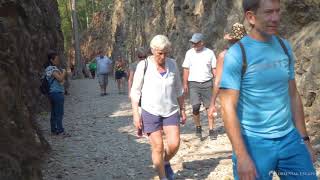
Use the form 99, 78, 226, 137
96, 52, 112, 96
182, 33, 217, 140
220, 0, 316, 179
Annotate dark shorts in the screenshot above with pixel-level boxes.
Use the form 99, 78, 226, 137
141, 109, 180, 134
115, 70, 126, 79
189, 79, 213, 108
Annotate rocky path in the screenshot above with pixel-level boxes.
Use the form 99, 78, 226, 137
39, 78, 319, 180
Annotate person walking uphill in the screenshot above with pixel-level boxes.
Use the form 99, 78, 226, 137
219, 0, 317, 179
89, 60, 97, 79
131, 35, 186, 180
182, 33, 217, 140
44, 50, 67, 135
128, 47, 147, 99
114, 56, 127, 94
208, 23, 247, 117
96, 52, 112, 96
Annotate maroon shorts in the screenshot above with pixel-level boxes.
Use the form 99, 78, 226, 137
141, 109, 180, 134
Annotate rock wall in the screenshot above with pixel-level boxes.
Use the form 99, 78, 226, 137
0, 0, 65, 179
81, 0, 320, 144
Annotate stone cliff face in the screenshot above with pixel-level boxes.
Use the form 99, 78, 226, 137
81, 0, 320, 144
0, 0, 65, 179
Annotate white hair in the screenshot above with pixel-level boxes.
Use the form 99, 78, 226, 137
150, 35, 171, 52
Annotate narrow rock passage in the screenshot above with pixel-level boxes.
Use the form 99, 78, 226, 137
38, 78, 319, 180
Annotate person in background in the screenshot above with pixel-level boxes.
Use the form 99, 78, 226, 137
131, 35, 186, 180
220, 0, 316, 179
182, 33, 217, 140
208, 23, 247, 117
128, 47, 147, 99
96, 51, 112, 96
114, 56, 127, 94
44, 50, 67, 135
89, 59, 97, 79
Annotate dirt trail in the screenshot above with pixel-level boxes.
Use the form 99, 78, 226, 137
38, 78, 319, 180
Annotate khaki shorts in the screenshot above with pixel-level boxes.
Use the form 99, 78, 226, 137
98, 74, 109, 86
189, 80, 213, 108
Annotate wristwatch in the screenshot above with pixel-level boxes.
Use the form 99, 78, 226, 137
302, 136, 310, 142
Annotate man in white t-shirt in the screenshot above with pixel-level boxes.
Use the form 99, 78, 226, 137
182, 33, 217, 140
96, 53, 112, 96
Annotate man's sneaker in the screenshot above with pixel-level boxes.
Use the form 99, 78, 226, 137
196, 126, 202, 140
209, 129, 217, 140
164, 163, 175, 180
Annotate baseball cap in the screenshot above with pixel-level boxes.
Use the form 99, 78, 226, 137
189, 33, 204, 43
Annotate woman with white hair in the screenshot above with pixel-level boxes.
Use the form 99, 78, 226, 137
131, 35, 186, 180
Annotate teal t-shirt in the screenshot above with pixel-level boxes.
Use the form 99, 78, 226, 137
220, 35, 295, 138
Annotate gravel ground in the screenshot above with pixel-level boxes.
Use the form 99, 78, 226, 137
38, 78, 320, 180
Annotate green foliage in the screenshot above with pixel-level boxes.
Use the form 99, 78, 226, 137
57, 0, 113, 51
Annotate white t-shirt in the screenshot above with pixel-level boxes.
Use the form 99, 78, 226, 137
96, 56, 112, 74
182, 47, 216, 82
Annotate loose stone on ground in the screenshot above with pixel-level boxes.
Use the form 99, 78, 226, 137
38, 78, 320, 180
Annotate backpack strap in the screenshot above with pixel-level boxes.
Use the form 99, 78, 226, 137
143, 58, 148, 75
138, 58, 148, 106
238, 37, 291, 80
141, 58, 148, 88
238, 42, 247, 78
276, 36, 291, 68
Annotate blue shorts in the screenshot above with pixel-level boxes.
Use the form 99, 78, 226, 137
141, 109, 180, 134
232, 128, 317, 180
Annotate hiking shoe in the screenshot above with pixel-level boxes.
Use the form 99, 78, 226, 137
164, 163, 175, 180
196, 126, 202, 140
209, 129, 217, 140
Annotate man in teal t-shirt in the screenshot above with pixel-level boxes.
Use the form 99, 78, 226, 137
219, 0, 316, 179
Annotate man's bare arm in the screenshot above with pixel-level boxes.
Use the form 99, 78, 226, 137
220, 89, 257, 179
183, 68, 189, 94
289, 80, 315, 162
289, 80, 307, 135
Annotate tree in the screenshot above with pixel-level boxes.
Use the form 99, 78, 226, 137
71, 0, 83, 78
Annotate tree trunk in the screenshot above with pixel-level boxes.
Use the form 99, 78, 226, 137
71, 0, 83, 78
85, 0, 89, 28
91, 0, 95, 13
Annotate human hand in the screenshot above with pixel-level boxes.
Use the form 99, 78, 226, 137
237, 154, 258, 180
133, 112, 142, 130
61, 69, 66, 76
180, 110, 187, 125
208, 104, 217, 118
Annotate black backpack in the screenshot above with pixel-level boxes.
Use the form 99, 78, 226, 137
40, 75, 54, 95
